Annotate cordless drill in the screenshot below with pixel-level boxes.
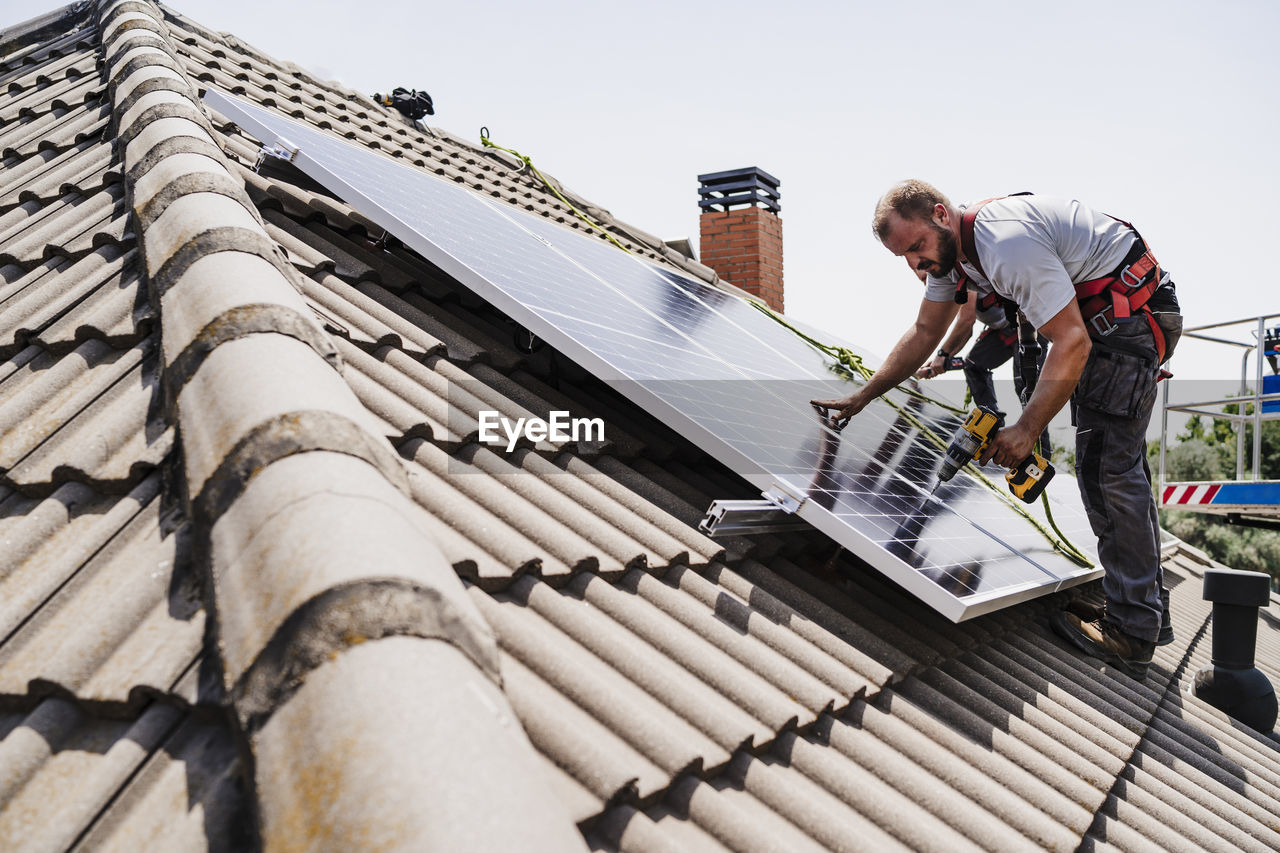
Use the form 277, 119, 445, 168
931, 407, 1055, 503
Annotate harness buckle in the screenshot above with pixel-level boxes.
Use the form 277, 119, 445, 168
1088, 308, 1119, 337
1119, 264, 1146, 290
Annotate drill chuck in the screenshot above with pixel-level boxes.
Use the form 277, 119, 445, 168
936, 430, 985, 485
931, 406, 1054, 504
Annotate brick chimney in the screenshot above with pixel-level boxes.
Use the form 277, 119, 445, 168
697, 167, 783, 312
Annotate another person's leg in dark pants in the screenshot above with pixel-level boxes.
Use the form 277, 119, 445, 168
963, 328, 1016, 422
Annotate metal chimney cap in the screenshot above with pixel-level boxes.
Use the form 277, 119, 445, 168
1203, 568, 1272, 607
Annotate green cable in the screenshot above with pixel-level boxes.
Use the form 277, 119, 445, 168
749, 301, 1094, 568
479, 129, 631, 254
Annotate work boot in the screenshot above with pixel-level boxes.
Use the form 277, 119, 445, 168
1064, 587, 1173, 646
1050, 610, 1155, 680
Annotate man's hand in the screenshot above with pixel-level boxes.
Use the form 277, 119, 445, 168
979, 419, 1037, 468
810, 391, 869, 430
811, 297, 958, 431
915, 354, 948, 379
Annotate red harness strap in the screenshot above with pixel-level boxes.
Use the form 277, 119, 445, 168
956, 199, 1167, 362
1073, 222, 1167, 362
959, 197, 1002, 280
952, 196, 1007, 302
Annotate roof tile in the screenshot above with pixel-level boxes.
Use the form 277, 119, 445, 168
567, 570, 812, 733
0, 185, 128, 268
0, 338, 159, 483
499, 648, 669, 804
207, 450, 495, 691
476, 583, 733, 779
0, 245, 144, 356
0, 495, 198, 708
71, 713, 250, 852
0, 699, 185, 849
0, 476, 162, 648
303, 273, 446, 359
251, 636, 588, 852
0, 99, 109, 159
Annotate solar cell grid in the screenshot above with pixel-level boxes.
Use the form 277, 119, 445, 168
205, 90, 1101, 620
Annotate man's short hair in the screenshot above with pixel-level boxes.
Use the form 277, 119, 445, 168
872, 179, 951, 241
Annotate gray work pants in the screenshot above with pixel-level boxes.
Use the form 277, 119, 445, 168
1072, 319, 1164, 642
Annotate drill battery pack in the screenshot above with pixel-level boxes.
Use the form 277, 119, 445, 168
1006, 453, 1055, 503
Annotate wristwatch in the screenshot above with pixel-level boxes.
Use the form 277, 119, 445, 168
936, 348, 951, 360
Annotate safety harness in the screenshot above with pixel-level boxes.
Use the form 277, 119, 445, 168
955, 196, 1168, 362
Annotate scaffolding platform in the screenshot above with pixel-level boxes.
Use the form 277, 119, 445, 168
1159, 312, 1280, 524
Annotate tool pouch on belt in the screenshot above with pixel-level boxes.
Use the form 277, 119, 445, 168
1073, 343, 1159, 418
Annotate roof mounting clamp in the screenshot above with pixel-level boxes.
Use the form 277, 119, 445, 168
762, 484, 803, 512
700, 486, 808, 537
258, 138, 299, 165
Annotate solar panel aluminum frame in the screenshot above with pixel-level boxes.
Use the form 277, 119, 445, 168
203, 89, 1102, 622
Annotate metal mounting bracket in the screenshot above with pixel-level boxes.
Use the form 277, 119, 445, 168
699, 485, 809, 537
257, 138, 299, 165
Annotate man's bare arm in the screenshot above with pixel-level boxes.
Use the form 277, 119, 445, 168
981, 300, 1091, 467
812, 298, 959, 422
917, 298, 977, 378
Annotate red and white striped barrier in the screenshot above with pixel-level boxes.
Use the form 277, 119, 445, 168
1162, 483, 1221, 506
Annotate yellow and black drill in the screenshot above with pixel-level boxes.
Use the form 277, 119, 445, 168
931, 407, 1055, 503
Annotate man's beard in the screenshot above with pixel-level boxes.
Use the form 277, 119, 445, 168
932, 222, 959, 274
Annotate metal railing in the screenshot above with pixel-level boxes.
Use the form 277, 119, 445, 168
1160, 312, 1280, 487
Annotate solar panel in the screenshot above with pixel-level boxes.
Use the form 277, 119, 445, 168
204, 90, 1101, 620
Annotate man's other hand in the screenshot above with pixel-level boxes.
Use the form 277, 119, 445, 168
810, 393, 868, 430
915, 353, 947, 379
979, 419, 1037, 468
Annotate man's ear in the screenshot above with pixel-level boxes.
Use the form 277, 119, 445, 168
933, 203, 950, 226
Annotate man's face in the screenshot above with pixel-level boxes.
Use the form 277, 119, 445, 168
881, 210, 958, 279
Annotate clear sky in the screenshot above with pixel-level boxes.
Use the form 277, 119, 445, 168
19, 0, 1280, 388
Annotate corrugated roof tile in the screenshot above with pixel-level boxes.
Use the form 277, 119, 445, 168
0, 476, 161, 645
0, 185, 127, 268
0, 244, 143, 356
569, 569, 813, 733
0, 35, 93, 88
1, 138, 106, 207
351, 281, 498, 364
337, 337, 468, 447
402, 437, 617, 580
714, 750, 917, 852
500, 648, 667, 804
647, 774, 828, 853
0, 338, 165, 488
402, 450, 569, 585
504, 574, 776, 753
476, 583, 732, 779
0, 495, 198, 708
0, 699, 185, 850
71, 713, 250, 853
0, 65, 100, 125
303, 272, 445, 359
0, 29, 95, 85
0, 100, 110, 160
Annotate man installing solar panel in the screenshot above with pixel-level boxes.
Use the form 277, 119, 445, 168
812, 180, 1182, 680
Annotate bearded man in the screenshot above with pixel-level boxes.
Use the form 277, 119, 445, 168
813, 180, 1182, 679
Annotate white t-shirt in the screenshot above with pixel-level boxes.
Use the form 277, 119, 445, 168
924, 195, 1139, 329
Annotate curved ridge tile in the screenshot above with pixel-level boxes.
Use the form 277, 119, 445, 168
94, 2, 585, 850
